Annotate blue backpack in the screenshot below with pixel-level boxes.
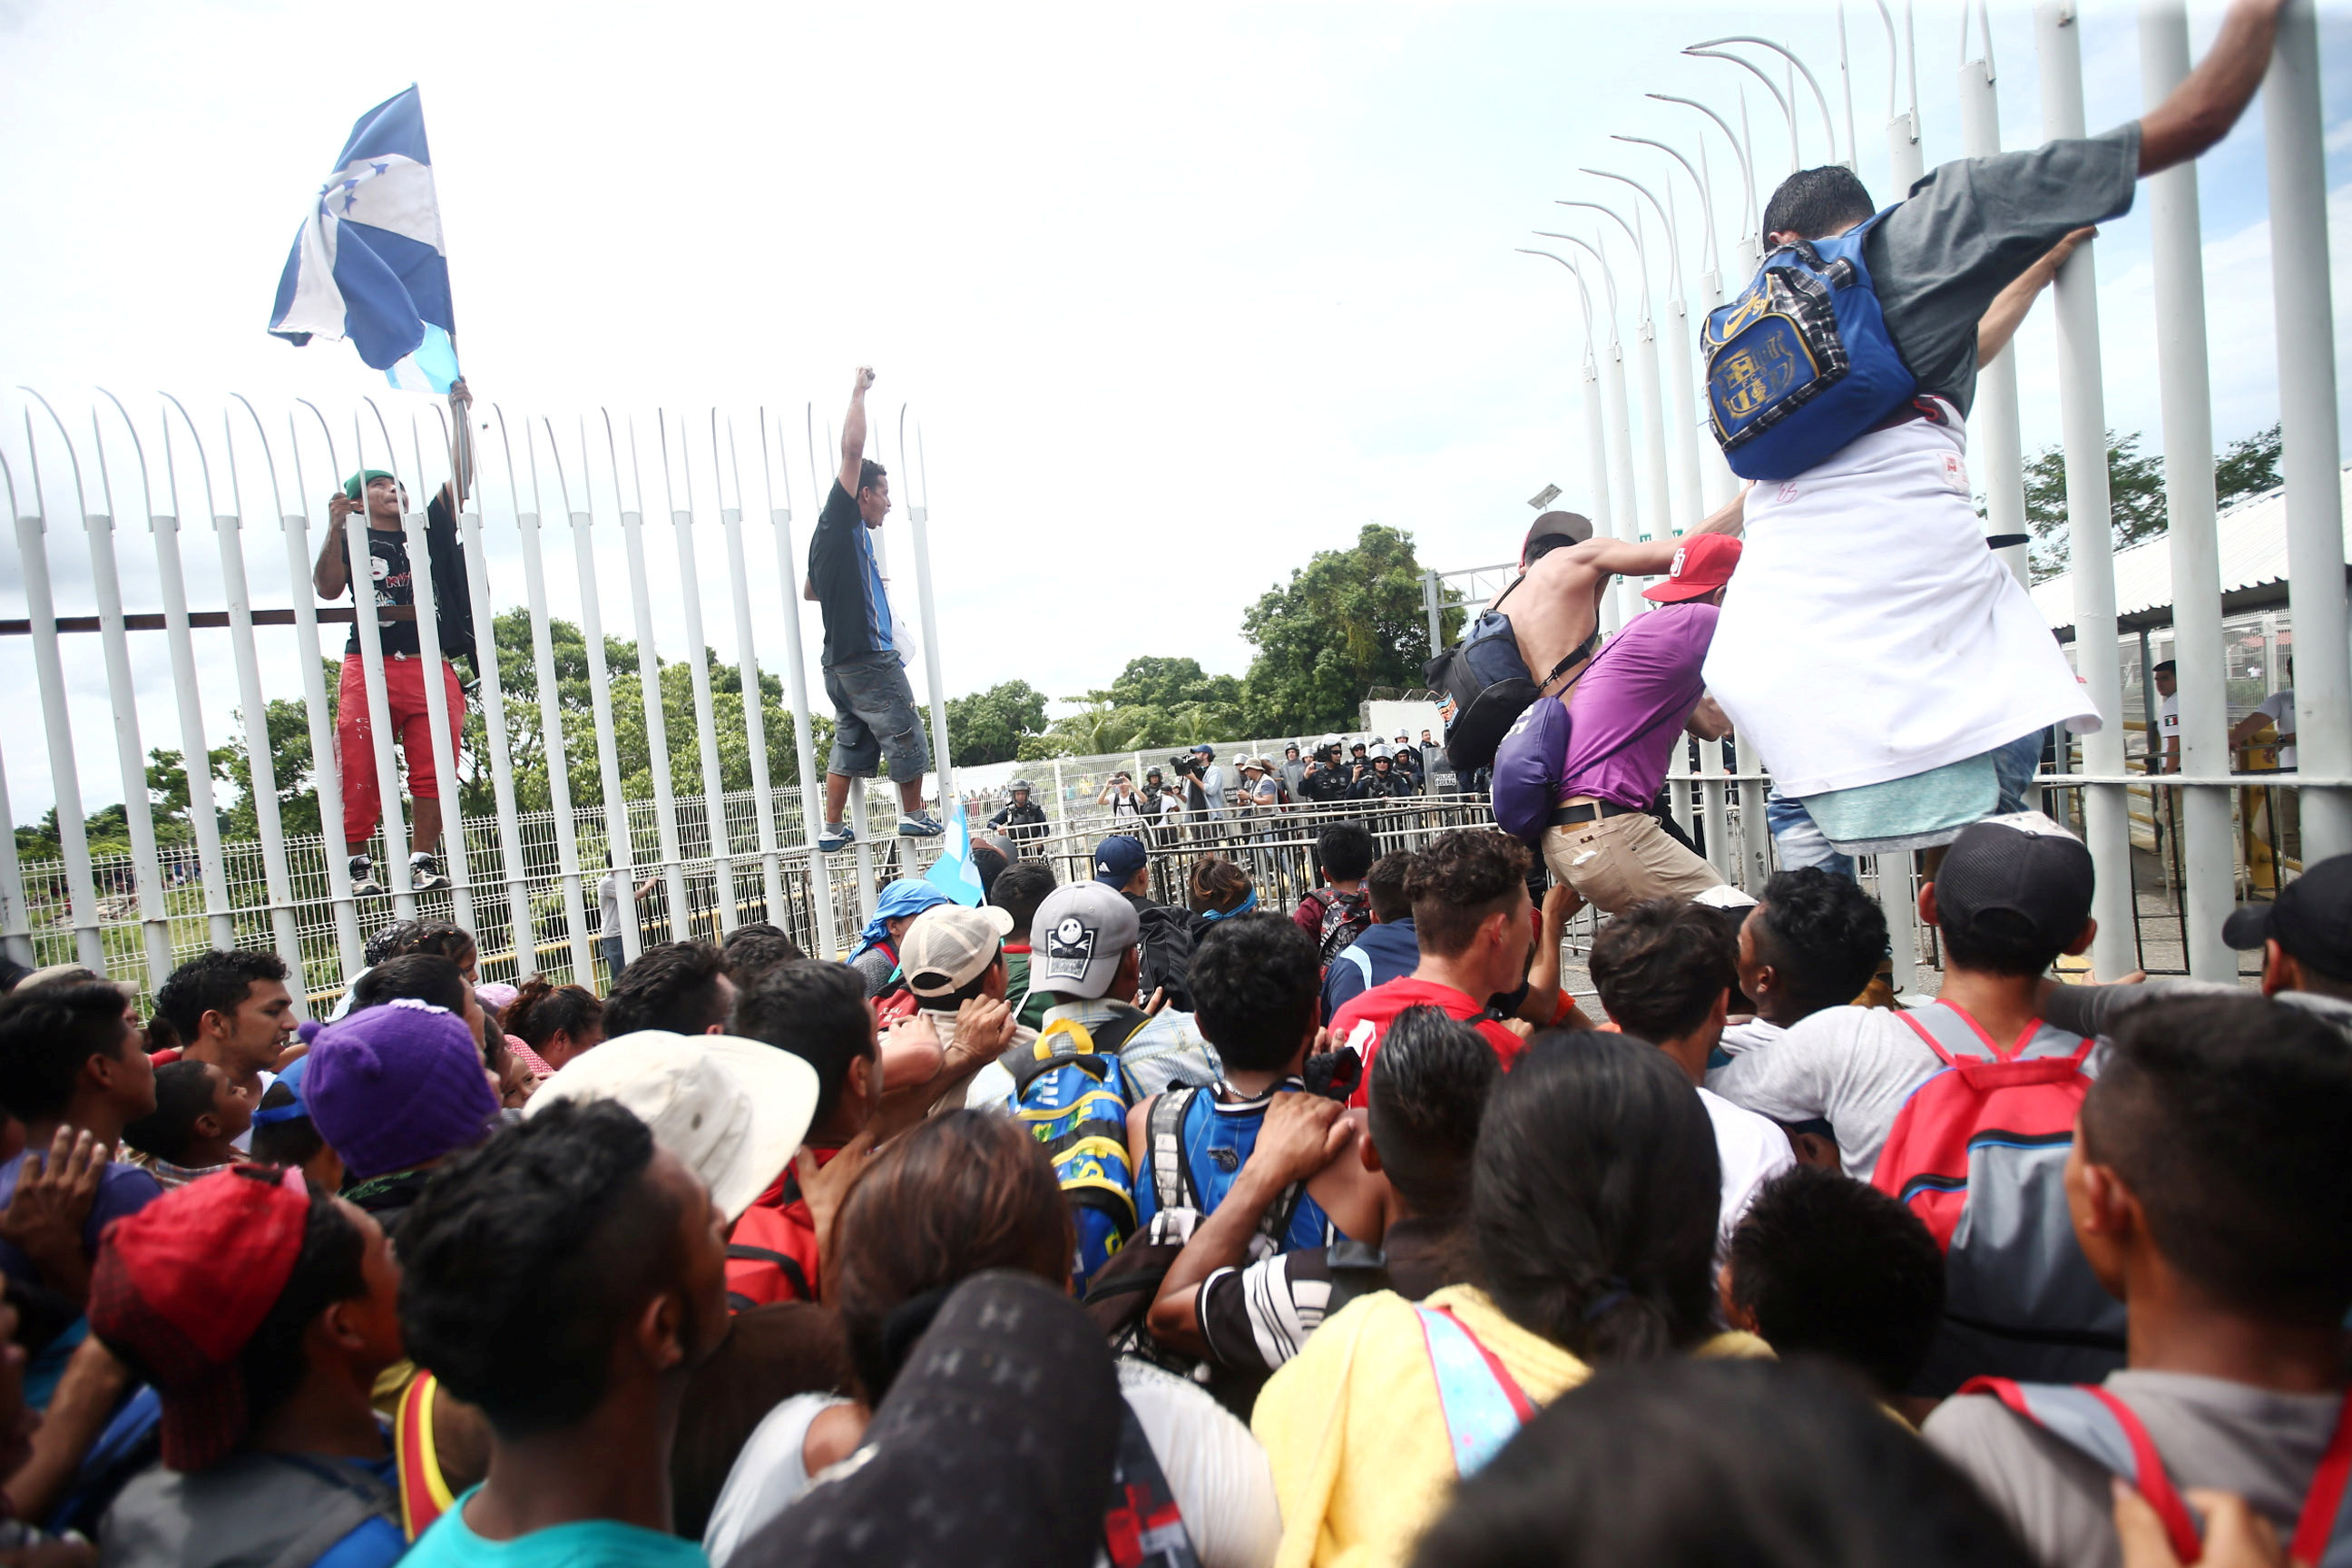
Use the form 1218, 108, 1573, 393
1138, 1085, 1334, 1256
1007, 1011, 1152, 1295
1701, 210, 1916, 481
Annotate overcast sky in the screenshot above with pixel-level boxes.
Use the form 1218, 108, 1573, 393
3, 0, 2347, 822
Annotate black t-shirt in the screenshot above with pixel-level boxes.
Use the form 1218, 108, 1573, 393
337, 493, 475, 663
807, 479, 892, 668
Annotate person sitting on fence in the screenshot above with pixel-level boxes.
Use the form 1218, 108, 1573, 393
604, 940, 737, 1035
311, 381, 478, 899
1697, 4, 2283, 862
991, 858, 1062, 1031
1924, 994, 2352, 1568
1321, 851, 1421, 1024
120, 1060, 256, 1190
1587, 899, 1795, 1256
1142, 1004, 1493, 1382
987, 781, 1050, 847
151, 950, 297, 1126
0, 981, 161, 1303
1329, 829, 1534, 1101
804, 368, 944, 855
90, 1167, 412, 1568
501, 978, 607, 1073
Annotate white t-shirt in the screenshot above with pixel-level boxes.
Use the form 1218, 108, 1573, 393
1702, 1004, 1944, 1185
1697, 1086, 1796, 1253
703, 1367, 1280, 1568
1714, 1017, 1787, 1059
2157, 691, 2179, 759
597, 870, 623, 936
2256, 688, 2297, 768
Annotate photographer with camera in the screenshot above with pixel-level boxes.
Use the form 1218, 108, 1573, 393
1097, 771, 1152, 831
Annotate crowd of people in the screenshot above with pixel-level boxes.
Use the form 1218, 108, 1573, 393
0, 801, 2339, 1568
0, 5, 2335, 1565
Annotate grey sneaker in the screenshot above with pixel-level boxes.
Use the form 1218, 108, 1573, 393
897, 812, 946, 838
348, 856, 384, 897
409, 853, 450, 892
817, 821, 855, 853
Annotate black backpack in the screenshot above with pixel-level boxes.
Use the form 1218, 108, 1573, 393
1132, 901, 1197, 1012
1299, 887, 1373, 966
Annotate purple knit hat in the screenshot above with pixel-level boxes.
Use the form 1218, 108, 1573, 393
306, 999, 500, 1180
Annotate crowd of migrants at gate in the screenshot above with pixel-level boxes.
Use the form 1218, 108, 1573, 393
1, 6, 2348, 1568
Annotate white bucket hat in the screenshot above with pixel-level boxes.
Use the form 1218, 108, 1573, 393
526, 1030, 819, 1220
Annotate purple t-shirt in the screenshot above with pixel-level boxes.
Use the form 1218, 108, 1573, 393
1558, 603, 1718, 809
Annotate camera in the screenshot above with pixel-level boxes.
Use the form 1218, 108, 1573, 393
1170, 755, 1202, 779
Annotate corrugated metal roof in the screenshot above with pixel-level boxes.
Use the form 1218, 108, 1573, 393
2030, 465, 2352, 632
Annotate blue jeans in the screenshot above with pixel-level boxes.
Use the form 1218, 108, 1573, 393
823, 652, 931, 780
1765, 791, 1856, 882
1767, 730, 2044, 883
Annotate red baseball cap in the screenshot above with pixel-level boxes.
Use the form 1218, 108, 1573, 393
88, 1165, 313, 1470
1642, 534, 1742, 603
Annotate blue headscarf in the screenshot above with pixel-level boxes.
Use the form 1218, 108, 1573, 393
1198, 887, 1259, 922
852, 880, 952, 960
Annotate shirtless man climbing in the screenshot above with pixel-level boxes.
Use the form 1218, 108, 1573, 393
1497, 489, 1747, 704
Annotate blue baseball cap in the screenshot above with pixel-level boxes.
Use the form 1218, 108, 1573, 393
1191, 744, 1213, 756
1093, 835, 1149, 887
250, 1052, 316, 1128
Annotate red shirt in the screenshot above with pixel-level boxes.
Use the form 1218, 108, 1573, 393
727, 1148, 838, 1308
1328, 977, 1524, 1108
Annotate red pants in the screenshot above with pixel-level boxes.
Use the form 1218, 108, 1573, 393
338, 653, 464, 846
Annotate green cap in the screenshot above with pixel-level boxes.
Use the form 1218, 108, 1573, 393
342, 469, 396, 501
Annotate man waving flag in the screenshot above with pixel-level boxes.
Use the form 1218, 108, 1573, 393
269, 85, 461, 393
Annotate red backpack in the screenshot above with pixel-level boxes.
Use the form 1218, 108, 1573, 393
1870, 1002, 2126, 1382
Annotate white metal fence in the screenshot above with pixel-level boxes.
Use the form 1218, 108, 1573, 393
5, 9, 2347, 1014
1496, 3, 2347, 988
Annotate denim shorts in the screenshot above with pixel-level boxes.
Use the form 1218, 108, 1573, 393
823, 651, 931, 780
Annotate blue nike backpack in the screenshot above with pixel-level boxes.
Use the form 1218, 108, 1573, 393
1700, 210, 1916, 481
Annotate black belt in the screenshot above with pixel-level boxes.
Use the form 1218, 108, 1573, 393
1548, 799, 1642, 828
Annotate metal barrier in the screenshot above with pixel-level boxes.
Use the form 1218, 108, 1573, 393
1, 392, 965, 1012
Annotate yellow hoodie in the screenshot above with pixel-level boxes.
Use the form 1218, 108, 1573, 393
1250, 1284, 1770, 1568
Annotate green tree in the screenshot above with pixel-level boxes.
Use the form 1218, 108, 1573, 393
2023, 430, 2167, 583
2022, 424, 2288, 584
2214, 423, 2282, 511
945, 681, 1048, 766
1237, 524, 1463, 733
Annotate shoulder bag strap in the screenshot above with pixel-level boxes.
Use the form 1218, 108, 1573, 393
2293, 1395, 2352, 1568
1957, 1378, 2200, 1564
1894, 1009, 1963, 1073
1149, 1087, 1195, 1213
1416, 1305, 1538, 1478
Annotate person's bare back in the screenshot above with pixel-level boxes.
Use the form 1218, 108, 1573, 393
1497, 492, 1747, 695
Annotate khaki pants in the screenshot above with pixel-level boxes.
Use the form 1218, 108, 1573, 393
1543, 808, 1727, 916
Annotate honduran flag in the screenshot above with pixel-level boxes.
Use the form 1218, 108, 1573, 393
269, 86, 461, 394
922, 797, 986, 907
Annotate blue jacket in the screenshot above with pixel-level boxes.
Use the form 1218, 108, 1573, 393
1320, 918, 1420, 1024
